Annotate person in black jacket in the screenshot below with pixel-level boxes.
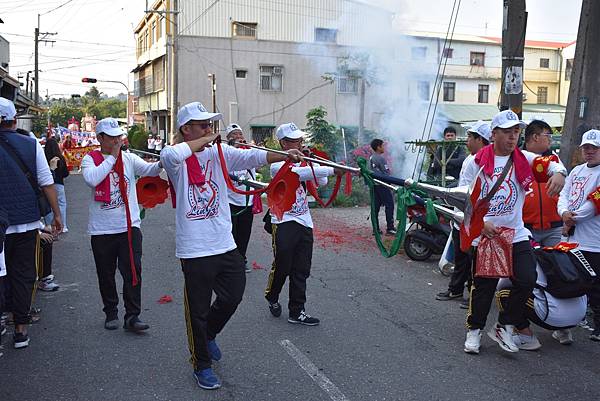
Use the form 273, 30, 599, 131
429, 127, 466, 181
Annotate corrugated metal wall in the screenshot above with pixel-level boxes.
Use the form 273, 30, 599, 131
178, 0, 391, 45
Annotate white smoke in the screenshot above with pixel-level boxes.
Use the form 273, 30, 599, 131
295, 0, 449, 179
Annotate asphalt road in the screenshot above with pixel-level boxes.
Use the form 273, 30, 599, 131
2, 174, 600, 401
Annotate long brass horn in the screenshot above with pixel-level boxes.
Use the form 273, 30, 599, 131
234, 142, 360, 173
374, 179, 464, 224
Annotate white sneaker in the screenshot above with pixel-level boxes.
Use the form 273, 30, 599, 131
38, 275, 59, 292
552, 329, 574, 345
487, 323, 519, 353
464, 329, 482, 354
512, 332, 542, 351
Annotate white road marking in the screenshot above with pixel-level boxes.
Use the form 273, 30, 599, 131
280, 339, 350, 401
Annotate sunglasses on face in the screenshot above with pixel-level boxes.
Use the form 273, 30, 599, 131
187, 122, 213, 129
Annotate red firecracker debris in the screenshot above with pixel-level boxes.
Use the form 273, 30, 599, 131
157, 295, 173, 304
252, 261, 264, 270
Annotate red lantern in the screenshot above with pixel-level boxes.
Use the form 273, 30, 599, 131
136, 176, 170, 209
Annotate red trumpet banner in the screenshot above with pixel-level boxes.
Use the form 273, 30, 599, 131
136, 176, 170, 209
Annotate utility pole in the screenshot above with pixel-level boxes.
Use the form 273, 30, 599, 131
34, 14, 56, 105
209, 73, 218, 133
560, 0, 600, 168
169, 0, 179, 144
499, 0, 527, 118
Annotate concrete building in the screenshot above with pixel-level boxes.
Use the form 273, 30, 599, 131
405, 31, 573, 107
133, 0, 393, 144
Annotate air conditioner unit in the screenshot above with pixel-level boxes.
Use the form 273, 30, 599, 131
272, 66, 283, 75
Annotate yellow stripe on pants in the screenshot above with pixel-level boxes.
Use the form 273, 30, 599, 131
183, 280, 197, 369
264, 224, 278, 297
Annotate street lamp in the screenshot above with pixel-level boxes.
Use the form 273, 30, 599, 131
81, 77, 130, 125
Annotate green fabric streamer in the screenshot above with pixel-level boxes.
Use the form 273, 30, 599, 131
357, 157, 408, 258
357, 157, 440, 258
424, 199, 439, 225
139, 208, 146, 220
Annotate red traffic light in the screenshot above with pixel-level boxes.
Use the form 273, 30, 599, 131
81, 78, 97, 83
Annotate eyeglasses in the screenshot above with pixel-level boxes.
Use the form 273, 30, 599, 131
187, 122, 213, 129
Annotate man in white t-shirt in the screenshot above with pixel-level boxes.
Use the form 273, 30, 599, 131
496, 265, 587, 345
160, 102, 303, 391
154, 135, 163, 153
81, 117, 162, 332
147, 134, 155, 153
462, 110, 566, 355
558, 129, 600, 341
226, 123, 255, 272
265, 123, 343, 326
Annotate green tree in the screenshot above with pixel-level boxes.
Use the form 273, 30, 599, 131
305, 106, 340, 158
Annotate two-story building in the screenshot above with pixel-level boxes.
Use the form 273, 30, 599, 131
133, 0, 393, 144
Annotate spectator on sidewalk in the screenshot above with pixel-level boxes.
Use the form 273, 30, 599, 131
429, 126, 467, 181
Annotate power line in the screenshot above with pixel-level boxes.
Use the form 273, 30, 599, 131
40, 0, 77, 16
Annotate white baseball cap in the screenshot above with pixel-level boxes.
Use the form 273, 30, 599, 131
177, 102, 222, 128
466, 120, 491, 142
580, 129, 600, 147
96, 117, 124, 137
0, 97, 16, 122
491, 110, 527, 130
226, 123, 242, 137
276, 122, 306, 140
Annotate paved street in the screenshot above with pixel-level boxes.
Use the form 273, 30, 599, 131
2, 174, 600, 401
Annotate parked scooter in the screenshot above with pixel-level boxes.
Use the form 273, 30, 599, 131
403, 204, 451, 261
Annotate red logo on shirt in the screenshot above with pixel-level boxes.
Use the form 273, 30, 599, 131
185, 159, 220, 220
101, 172, 130, 210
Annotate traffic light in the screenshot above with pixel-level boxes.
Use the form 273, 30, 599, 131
81, 78, 97, 83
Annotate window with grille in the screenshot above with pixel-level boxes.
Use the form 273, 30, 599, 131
233, 22, 257, 39
337, 76, 358, 93
235, 69, 247, 79
152, 56, 165, 91
478, 84, 489, 103
443, 82, 455, 102
315, 28, 337, 43
470, 52, 485, 66
260, 65, 283, 92
442, 48, 454, 58
537, 86, 548, 104
251, 126, 275, 145
539, 58, 550, 68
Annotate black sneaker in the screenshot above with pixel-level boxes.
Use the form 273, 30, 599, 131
435, 290, 463, 301
123, 316, 150, 332
269, 302, 282, 317
13, 332, 29, 349
590, 329, 600, 341
288, 311, 320, 326
386, 228, 397, 236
